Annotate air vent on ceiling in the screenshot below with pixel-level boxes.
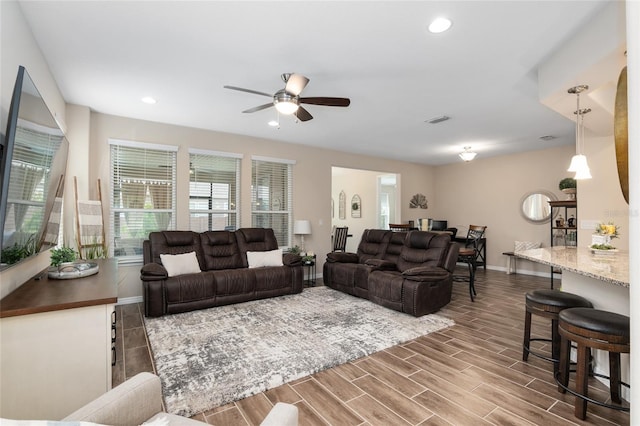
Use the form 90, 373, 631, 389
539, 135, 556, 141
425, 115, 450, 124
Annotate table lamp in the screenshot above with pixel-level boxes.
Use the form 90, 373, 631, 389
293, 220, 311, 252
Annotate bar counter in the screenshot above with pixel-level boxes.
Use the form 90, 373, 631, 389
515, 246, 629, 288
515, 246, 629, 401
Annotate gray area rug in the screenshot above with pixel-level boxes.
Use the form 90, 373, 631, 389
143, 286, 454, 417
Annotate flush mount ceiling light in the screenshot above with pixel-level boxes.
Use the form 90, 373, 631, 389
428, 17, 452, 33
567, 85, 592, 180
141, 96, 157, 104
459, 146, 477, 162
268, 120, 279, 127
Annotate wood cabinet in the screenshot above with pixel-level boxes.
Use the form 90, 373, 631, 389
0, 259, 117, 420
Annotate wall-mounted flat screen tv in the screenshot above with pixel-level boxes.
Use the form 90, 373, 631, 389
0, 66, 69, 268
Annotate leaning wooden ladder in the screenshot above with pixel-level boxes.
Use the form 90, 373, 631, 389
74, 177, 107, 259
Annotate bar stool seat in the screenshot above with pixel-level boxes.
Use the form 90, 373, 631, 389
523, 289, 593, 375
557, 307, 630, 420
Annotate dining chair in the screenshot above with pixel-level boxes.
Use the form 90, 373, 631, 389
455, 225, 487, 301
332, 226, 349, 252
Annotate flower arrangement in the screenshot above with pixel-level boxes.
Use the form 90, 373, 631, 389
590, 221, 619, 250
595, 221, 619, 239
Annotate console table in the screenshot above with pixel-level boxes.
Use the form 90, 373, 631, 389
0, 258, 117, 420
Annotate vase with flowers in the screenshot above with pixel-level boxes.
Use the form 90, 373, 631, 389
590, 221, 620, 254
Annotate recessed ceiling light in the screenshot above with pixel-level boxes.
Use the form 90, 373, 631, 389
268, 120, 279, 127
141, 96, 157, 104
428, 17, 452, 34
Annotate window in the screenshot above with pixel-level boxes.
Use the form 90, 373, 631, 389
251, 156, 294, 247
109, 140, 177, 260
189, 149, 241, 232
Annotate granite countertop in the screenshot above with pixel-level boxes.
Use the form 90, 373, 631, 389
515, 246, 629, 288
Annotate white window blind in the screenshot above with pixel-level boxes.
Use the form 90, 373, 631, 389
189, 151, 240, 232
109, 142, 176, 259
251, 158, 293, 247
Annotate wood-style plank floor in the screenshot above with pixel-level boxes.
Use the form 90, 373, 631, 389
113, 268, 630, 425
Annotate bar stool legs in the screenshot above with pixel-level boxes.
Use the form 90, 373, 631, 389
557, 307, 630, 420
522, 290, 592, 376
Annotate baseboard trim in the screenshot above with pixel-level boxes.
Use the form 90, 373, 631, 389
117, 296, 143, 305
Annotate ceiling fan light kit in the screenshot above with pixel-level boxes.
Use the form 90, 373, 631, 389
224, 73, 350, 123
273, 90, 299, 115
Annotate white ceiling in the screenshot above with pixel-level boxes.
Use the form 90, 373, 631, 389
18, 0, 609, 165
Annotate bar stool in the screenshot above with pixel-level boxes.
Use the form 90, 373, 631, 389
557, 307, 630, 420
522, 289, 593, 375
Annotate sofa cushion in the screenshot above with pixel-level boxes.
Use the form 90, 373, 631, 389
356, 229, 391, 263
236, 228, 279, 267
247, 249, 284, 268
200, 231, 243, 270
160, 252, 201, 277
396, 231, 450, 272
148, 231, 204, 268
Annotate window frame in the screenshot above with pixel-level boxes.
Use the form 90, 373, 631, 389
188, 148, 242, 232
108, 139, 178, 263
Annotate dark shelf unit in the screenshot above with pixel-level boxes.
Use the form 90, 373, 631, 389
548, 200, 578, 288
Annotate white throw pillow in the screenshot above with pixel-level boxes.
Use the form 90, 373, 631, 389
246, 249, 283, 268
514, 241, 542, 252
160, 251, 201, 277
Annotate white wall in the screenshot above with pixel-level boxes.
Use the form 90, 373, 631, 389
0, 1, 68, 299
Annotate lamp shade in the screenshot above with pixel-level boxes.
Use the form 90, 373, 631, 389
293, 220, 311, 235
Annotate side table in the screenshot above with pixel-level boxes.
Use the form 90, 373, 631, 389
303, 254, 316, 286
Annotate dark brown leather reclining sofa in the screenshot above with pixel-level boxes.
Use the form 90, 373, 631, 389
323, 229, 458, 316
141, 228, 303, 317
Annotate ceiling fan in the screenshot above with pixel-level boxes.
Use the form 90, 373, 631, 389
224, 73, 350, 122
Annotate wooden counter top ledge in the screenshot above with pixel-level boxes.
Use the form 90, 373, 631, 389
0, 258, 118, 318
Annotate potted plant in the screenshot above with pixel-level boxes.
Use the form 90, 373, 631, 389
50, 246, 78, 268
558, 177, 577, 200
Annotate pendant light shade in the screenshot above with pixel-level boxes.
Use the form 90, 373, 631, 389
568, 155, 592, 179
567, 85, 592, 180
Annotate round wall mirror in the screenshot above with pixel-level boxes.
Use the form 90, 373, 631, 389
520, 190, 557, 223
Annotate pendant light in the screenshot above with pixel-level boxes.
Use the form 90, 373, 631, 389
567, 85, 592, 180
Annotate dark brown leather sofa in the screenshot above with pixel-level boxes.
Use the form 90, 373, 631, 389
141, 228, 303, 317
323, 229, 458, 316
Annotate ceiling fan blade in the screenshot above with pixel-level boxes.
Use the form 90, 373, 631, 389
224, 85, 272, 98
300, 97, 351, 107
285, 74, 309, 96
242, 103, 274, 113
295, 106, 313, 122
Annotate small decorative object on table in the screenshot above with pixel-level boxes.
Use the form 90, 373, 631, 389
559, 177, 577, 200
49, 246, 100, 279
590, 221, 620, 254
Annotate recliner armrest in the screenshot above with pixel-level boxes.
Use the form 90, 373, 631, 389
63, 372, 163, 425
364, 259, 397, 271
140, 262, 168, 280
283, 252, 302, 266
402, 266, 450, 282
326, 252, 359, 263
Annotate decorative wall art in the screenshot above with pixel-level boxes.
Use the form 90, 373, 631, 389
409, 193, 428, 209
339, 191, 346, 220
351, 194, 361, 218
